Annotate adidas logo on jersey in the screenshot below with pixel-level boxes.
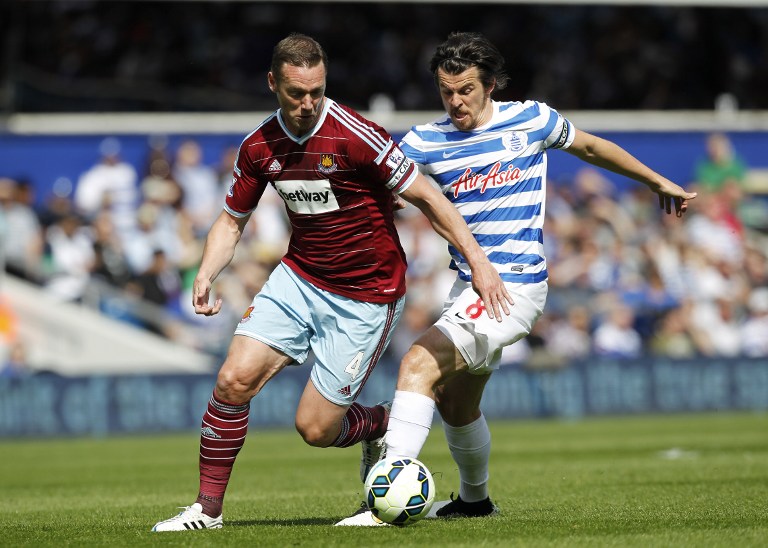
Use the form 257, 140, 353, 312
268, 159, 282, 172
201, 426, 221, 439
338, 385, 352, 397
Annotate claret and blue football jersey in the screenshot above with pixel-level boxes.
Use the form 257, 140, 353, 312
226, 98, 418, 303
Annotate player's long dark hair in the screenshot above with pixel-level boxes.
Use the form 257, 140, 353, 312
430, 32, 509, 93
271, 33, 328, 81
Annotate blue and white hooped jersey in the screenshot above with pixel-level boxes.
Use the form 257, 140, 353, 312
400, 100, 575, 284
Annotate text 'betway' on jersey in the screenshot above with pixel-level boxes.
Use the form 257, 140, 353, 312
274, 179, 340, 214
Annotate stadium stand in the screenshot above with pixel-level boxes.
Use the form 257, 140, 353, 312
1, 2, 768, 377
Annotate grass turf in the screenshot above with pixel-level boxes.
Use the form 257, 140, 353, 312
1, 412, 766, 547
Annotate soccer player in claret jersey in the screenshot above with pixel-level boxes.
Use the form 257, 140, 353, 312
152, 33, 511, 532
336, 31, 697, 526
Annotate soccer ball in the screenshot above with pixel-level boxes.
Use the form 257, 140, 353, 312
364, 457, 435, 525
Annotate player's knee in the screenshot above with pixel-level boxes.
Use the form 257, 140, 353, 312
295, 418, 333, 447
215, 369, 252, 403
398, 347, 441, 392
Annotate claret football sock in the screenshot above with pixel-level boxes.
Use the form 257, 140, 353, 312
197, 392, 250, 517
331, 402, 388, 448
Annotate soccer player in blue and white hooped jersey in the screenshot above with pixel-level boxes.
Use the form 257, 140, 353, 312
336, 32, 697, 526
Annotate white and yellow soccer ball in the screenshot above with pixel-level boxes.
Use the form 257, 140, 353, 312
364, 457, 435, 525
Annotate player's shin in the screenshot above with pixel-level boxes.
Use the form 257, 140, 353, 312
444, 413, 491, 503
197, 393, 250, 517
386, 390, 436, 459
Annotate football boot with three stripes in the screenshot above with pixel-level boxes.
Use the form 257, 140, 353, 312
151, 503, 223, 531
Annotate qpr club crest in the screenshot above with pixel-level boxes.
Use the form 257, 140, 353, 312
503, 131, 527, 153
318, 153, 338, 174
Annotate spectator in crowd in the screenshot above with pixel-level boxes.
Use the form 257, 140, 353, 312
545, 306, 593, 361
593, 301, 643, 358
0, 297, 28, 378
649, 302, 706, 358
125, 249, 181, 309
124, 249, 183, 335
123, 203, 183, 275
741, 288, 768, 358
90, 211, 132, 288
44, 212, 95, 302
694, 133, 747, 193
690, 296, 743, 357
74, 137, 139, 235
0, 341, 30, 378
172, 139, 220, 236
743, 245, 768, 288
0, 177, 44, 282
685, 193, 745, 265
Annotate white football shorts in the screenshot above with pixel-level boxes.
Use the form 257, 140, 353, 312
434, 278, 548, 374
234, 262, 405, 406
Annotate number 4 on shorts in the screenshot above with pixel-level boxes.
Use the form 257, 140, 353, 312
344, 352, 364, 379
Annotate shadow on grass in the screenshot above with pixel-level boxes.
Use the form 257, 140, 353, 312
228, 517, 340, 527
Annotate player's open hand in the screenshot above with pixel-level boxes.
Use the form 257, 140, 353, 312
656, 178, 697, 217
193, 277, 223, 316
471, 262, 514, 322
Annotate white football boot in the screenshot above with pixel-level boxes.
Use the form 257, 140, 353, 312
152, 503, 223, 531
334, 502, 389, 527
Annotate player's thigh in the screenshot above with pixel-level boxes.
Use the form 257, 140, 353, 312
309, 295, 404, 406
216, 334, 293, 402
234, 262, 314, 365
436, 279, 547, 373
396, 325, 467, 393
434, 370, 492, 427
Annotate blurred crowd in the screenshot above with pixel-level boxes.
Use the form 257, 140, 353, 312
4, 2, 768, 112
2, 131, 768, 377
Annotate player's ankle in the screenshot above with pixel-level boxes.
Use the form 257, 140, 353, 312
196, 493, 223, 517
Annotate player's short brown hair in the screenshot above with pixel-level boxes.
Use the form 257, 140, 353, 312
271, 33, 328, 82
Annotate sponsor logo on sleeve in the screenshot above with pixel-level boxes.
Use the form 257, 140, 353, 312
385, 147, 405, 170
386, 156, 414, 189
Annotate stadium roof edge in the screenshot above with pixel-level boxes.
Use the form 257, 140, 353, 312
135, 0, 768, 6
3, 110, 768, 135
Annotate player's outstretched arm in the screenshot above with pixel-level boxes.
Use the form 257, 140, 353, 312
193, 210, 251, 316
565, 129, 697, 217
400, 173, 514, 321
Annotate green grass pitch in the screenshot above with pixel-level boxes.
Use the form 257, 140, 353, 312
1, 412, 766, 547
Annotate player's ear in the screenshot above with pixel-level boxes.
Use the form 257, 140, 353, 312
486, 78, 496, 98
267, 71, 277, 93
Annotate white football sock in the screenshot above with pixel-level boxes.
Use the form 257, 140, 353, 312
386, 390, 436, 460
444, 413, 491, 503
